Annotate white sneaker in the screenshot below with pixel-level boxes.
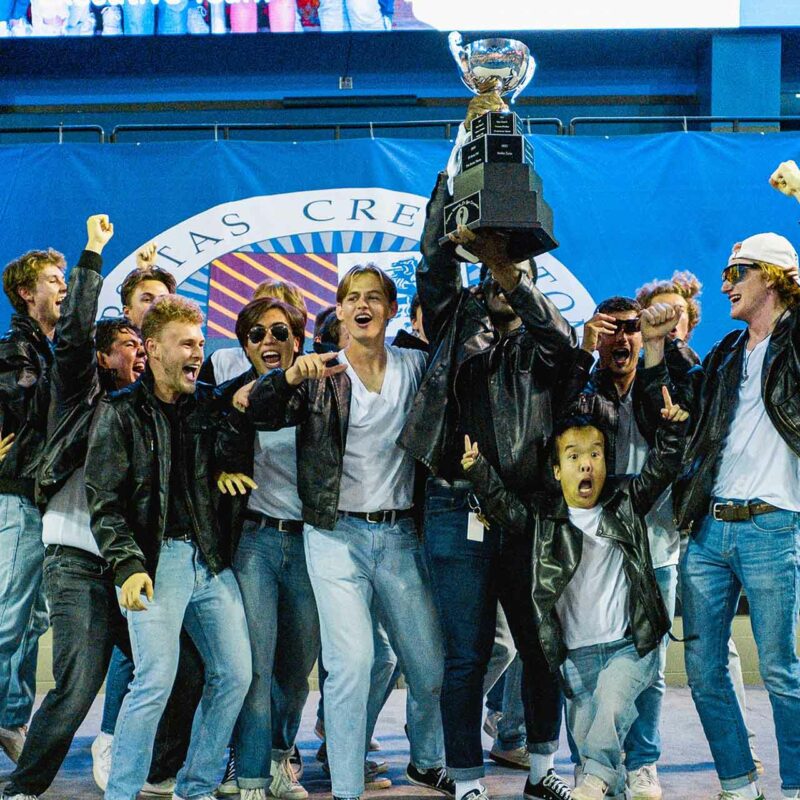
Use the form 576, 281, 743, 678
572, 774, 609, 800
142, 777, 177, 796
100, 5, 122, 35
628, 764, 662, 800
0, 725, 26, 763
91, 732, 113, 791
269, 758, 308, 800
242, 790, 267, 800
3, 794, 38, 800
9, 17, 33, 35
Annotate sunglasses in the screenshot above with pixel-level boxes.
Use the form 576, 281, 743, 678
247, 323, 290, 345
611, 317, 641, 334
722, 263, 757, 285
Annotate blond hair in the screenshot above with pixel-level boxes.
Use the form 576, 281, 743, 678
336, 264, 397, 304
252, 279, 308, 328
141, 295, 204, 342
758, 261, 800, 308
3, 249, 66, 315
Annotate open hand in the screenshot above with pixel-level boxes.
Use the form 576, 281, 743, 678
285, 351, 348, 386
660, 385, 689, 423
462, 434, 480, 473
120, 572, 154, 612
217, 472, 258, 496
581, 312, 618, 352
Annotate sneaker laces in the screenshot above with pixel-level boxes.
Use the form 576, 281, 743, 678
431, 767, 450, 790
275, 758, 301, 791
542, 770, 572, 800
634, 766, 659, 788
222, 749, 237, 784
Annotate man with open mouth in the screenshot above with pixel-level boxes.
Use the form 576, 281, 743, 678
675, 217, 800, 800
232, 263, 450, 800
84, 294, 254, 800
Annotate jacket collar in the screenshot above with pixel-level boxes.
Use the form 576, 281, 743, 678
10, 314, 53, 360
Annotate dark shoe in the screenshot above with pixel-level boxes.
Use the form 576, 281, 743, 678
405, 764, 455, 798
217, 748, 238, 795
315, 740, 327, 764
488, 744, 530, 770
289, 745, 303, 781
523, 770, 572, 800
458, 788, 488, 800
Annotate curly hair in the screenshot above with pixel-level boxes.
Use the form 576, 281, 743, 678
636, 271, 703, 335
141, 295, 204, 342
3, 249, 66, 315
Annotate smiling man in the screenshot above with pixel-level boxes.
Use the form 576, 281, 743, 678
0, 242, 67, 762
84, 295, 253, 800
675, 232, 800, 800
235, 264, 449, 800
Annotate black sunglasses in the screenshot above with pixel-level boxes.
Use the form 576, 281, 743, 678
247, 323, 290, 345
721, 263, 758, 285
612, 317, 641, 334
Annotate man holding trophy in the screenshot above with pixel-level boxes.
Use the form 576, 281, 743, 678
399, 34, 579, 800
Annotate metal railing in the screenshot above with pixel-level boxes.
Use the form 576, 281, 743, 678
0, 124, 105, 143
2, 116, 800, 143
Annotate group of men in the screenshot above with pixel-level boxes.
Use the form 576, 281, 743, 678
0, 147, 798, 800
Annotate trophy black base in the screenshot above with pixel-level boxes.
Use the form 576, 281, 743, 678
440, 166, 558, 260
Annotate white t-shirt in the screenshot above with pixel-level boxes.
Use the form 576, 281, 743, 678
248, 427, 303, 521
42, 467, 101, 557
713, 335, 800, 509
337, 345, 426, 512
616, 392, 679, 569
555, 505, 630, 650
210, 347, 251, 384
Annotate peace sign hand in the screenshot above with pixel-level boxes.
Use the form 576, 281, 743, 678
462, 434, 481, 473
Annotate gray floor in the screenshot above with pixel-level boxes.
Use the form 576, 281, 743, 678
0, 687, 783, 799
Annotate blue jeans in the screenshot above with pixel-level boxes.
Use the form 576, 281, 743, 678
304, 515, 445, 797
123, 0, 188, 34
424, 481, 561, 780
0, 495, 48, 728
681, 506, 800, 793
624, 564, 678, 771
563, 637, 658, 798
494, 655, 526, 750
233, 520, 320, 788
101, 647, 133, 735
107, 540, 252, 800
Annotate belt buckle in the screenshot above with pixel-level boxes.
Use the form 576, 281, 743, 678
712, 501, 732, 521
276, 519, 290, 533
365, 511, 383, 524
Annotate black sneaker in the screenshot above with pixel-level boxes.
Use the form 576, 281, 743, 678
523, 770, 571, 800
405, 764, 455, 798
217, 747, 238, 795
459, 788, 488, 800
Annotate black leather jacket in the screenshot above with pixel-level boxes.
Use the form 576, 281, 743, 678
674, 305, 800, 531
36, 251, 104, 505
85, 370, 249, 587
0, 313, 55, 500
398, 173, 579, 494
241, 366, 352, 531
467, 419, 685, 679
569, 338, 696, 458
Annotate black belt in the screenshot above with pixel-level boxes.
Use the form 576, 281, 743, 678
338, 509, 414, 525
244, 510, 304, 534
45, 544, 107, 567
163, 532, 194, 542
711, 500, 781, 522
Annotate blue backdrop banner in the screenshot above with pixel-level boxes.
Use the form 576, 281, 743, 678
1, 132, 799, 359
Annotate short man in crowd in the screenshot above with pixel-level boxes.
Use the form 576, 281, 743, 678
85, 295, 252, 800
0, 242, 66, 762
576, 296, 686, 799
399, 162, 579, 800
675, 228, 800, 800
234, 264, 450, 800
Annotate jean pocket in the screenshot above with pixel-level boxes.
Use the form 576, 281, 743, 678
750, 509, 796, 533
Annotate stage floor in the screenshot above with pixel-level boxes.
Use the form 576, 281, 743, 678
0, 687, 782, 799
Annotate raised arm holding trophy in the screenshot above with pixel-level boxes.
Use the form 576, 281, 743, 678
443, 32, 557, 264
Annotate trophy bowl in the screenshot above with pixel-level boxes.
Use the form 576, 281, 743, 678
448, 32, 536, 102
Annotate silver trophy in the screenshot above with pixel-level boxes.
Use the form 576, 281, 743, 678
442, 32, 557, 261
